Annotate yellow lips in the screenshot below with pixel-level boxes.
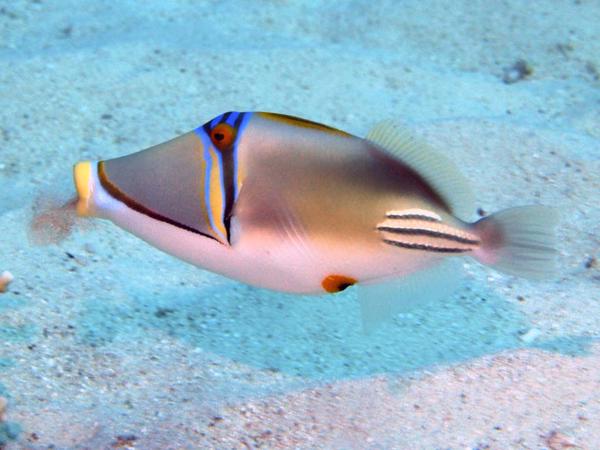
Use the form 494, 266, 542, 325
73, 161, 93, 216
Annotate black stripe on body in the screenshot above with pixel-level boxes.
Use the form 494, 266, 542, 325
377, 225, 480, 245
386, 214, 441, 222
382, 239, 467, 253
221, 141, 236, 240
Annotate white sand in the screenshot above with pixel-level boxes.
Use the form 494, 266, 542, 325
1, 0, 599, 448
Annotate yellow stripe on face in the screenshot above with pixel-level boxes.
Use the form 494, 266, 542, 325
235, 150, 245, 200
258, 112, 351, 138
207, 145, 228, 241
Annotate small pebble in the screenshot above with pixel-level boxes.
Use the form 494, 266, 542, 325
545, 430, 579, 449
0, 271, 14, 293
519, 328, 541, 344
112, 434, 137, 448
584, 256, 597, 269
502, 59, 533, 84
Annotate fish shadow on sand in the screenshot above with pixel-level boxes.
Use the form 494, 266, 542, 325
74, 272, 595, 381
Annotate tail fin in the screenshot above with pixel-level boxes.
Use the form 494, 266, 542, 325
472, 206, 559, 280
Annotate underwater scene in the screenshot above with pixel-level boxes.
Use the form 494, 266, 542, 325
1, 0, 599, 448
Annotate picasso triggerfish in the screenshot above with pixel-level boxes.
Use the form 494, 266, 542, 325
33, 112, 558, 329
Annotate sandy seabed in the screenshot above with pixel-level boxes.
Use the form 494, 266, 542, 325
1, 1, 599, 448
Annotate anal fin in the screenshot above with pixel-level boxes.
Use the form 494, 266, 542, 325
358, 258, 463, 333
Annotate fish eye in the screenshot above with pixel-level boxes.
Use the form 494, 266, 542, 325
210, 123, 236, 150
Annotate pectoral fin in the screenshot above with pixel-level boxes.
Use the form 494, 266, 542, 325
232, 177, 318, 266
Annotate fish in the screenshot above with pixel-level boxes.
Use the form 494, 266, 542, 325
31, 111, 558, 330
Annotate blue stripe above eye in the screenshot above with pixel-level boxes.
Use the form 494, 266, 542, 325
226, 111, 239, 125
210, 114, 224, 129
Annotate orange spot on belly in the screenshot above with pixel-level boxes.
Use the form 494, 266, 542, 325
321, 274, 357, 293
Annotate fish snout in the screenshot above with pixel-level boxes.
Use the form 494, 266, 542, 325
73, 161, 95, 216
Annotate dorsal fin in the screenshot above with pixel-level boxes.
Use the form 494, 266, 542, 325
366, 121, 475, 220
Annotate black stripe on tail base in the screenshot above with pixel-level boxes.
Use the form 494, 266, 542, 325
386, 213, 441, 222
382, 239, 467, 253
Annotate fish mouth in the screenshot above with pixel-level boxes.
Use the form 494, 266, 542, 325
73, 160, 94, 216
